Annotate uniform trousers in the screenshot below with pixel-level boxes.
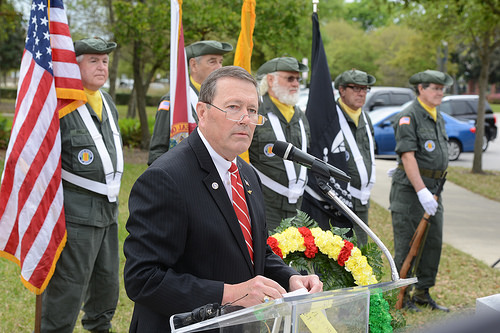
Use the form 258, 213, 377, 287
41, 222, 119, 332
390, 182, 443, 290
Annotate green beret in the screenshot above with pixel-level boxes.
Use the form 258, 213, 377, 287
185, 40, 233, 61
409, 70, 453, 86
256, 57, 308, 79
74, 37, 117, 57
334, 69, 376, 88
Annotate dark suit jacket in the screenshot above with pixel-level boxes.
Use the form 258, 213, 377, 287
124, 129, 298, 332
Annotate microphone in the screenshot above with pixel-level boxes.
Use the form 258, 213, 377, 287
272, 141, 351, 183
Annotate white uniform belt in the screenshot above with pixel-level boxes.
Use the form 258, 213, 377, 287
256, 112, 307, 204
62, 169, 121, 200
336, 105, 375, 205
256, 169, 305, 204
62, 91, 123, 202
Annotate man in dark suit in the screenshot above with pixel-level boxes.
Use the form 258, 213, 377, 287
123, 66, 322, 332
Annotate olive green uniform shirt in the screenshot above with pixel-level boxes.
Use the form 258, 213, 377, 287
148, 81, 199, 165
249, 94, 310, 233
390, 99, 448, 289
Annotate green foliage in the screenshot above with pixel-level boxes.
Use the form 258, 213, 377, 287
269, 210, 384, 291
0, 1, 25, 76
0, 117, 11, 149
118, 116, 155, 148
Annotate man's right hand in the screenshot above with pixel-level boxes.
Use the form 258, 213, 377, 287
417, 187, 438, 215
222, 275, 287, 307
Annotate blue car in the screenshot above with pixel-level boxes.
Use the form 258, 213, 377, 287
369, 105, 476, 161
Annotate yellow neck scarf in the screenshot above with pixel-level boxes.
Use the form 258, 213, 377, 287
190, 75, 201, 92
270, 95, 295, 123
418, 97, 437, 121
339, 98, 362, 126
84, 88, 103, 121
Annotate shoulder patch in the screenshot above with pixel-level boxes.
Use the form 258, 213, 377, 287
399, 116, 411, 125
159, 100, 170, 111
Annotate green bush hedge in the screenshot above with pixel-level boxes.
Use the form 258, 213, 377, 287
1, 88, 163, 107
119, 116, 155, 148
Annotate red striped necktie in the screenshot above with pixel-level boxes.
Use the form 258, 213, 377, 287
229, 162, 253, 264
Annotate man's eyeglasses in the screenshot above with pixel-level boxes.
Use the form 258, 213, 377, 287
345, 85, 371, 93
203, 102, 267, 126
279, 75, 303, 83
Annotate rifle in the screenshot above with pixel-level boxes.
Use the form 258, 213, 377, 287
395, 172, 447, 309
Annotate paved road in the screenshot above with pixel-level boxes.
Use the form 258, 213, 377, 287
449, 137, 500, 171
371, 157, 500, 268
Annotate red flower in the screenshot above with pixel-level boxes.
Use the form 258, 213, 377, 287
267, 236, 283, 259
337, 240, 354, 266
298, 227, 319, 259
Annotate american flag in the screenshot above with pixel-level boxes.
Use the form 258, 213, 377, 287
0, 0, 86, 294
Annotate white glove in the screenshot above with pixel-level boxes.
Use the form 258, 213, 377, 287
387, 167, 397, 178
417, 188, 438, 216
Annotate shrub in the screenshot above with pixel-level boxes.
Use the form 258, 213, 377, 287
0, 117, 11, 149
118, 116, 156, 148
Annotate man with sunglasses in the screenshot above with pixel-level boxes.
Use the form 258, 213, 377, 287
148, 40, 233, 165
248, 57, 310, 232
390, 70, 453, 312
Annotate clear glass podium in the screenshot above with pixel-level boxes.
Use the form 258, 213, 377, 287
170, 278, 416, 333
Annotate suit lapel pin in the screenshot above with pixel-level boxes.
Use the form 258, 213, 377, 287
243, 179, 252, 194
212, 182, 219, 190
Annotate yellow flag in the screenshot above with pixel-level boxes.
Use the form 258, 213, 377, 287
234, 0, 256, 163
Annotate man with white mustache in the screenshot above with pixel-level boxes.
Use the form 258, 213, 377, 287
248, 57, 310, 232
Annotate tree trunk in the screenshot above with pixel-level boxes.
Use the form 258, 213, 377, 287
127, 86, 136, 118
108, 46, 119, 101
471, 33, 491, 174
106, 0, 118, 101
132, 40, 150, 149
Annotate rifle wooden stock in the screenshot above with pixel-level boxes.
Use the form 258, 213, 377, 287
395, 173, 447, 309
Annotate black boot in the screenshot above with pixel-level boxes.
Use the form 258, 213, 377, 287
402, 291, 421, 312
412, 289, 450, 312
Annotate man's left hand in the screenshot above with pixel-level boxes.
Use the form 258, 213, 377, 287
289, 275, 323, 293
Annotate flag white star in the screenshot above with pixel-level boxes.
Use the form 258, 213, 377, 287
35, 50, 42, 59
46, 47, 52, 55
32, 16, 37, 24
40, 17, 48, 26
43, 31, 50, 40
48, 62, 53, 69
37, 2, 46, 11
35, 37, 40, 46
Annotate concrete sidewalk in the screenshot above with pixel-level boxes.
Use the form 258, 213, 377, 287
371, 158, 500, 268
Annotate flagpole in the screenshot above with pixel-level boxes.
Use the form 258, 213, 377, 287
312, 0, 318, 13
35, 294, 42, 333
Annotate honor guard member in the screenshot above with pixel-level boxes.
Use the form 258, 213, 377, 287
390, 70, 452, 312
148, 40, 233, 165
41, 37, 123, 333
333, 69, 376, 246
248, 57, 310, 232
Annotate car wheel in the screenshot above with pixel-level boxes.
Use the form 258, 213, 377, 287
448, 139, 461, 161
482, 135, 489, 151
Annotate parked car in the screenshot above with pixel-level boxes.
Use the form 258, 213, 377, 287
439, 95, 497, 151
362, 87, 415, 112
369, 104, 476, 161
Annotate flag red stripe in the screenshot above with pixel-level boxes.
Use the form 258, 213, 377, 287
54, 76, 84, 89
0, 58, 43, 218
49, 21, 71, 37
172, 24, 188, 124
28, 207, 66, 288
2, 71, 55, 254
20, 111, 61, 262
13, 57, 36, 125
52, 49, 78, 63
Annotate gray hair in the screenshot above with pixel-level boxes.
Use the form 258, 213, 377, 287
75, 54, 84, 63
414, 82, 430, 96
199, 66, 258, 104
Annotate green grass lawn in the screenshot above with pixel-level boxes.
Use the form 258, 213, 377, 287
1, 156, 500, 332
490, 103, 500, 113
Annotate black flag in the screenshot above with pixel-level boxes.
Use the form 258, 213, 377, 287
301, 12, 353, 231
